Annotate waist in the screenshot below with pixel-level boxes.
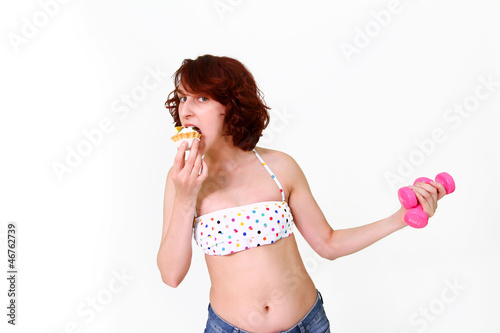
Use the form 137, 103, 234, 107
208, 287, 320, 333
205, 234, 317, 331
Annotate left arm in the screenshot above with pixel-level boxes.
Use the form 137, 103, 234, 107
315, 208, 408, 260
280, 153, 446, 260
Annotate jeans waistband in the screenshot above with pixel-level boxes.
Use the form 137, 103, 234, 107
207, 289, 325, 333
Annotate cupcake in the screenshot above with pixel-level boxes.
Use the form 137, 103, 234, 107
171, 126, 202, 150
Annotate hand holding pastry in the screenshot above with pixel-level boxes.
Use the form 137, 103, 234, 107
171, 132, 208, 200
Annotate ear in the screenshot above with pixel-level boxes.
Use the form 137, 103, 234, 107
221, 116, 229, 134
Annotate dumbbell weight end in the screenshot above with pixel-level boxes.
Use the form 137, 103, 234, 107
404, 205, 428, 229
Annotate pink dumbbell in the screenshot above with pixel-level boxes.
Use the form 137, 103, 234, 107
398, 172, 455, 228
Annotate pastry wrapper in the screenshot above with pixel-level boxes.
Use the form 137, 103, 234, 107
171, 126, 201, 150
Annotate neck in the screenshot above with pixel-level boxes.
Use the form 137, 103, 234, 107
203, 136, 253, 171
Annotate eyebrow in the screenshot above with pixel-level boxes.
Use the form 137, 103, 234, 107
176, 88, 186, 95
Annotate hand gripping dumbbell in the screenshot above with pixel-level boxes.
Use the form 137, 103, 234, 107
398, 172, 455, 228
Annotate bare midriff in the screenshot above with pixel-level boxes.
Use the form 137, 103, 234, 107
205, 234, 318, 333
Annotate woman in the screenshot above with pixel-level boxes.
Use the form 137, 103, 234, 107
157, 55, 446, 333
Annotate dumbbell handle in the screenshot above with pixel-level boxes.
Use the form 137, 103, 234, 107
398, 172, 455, 228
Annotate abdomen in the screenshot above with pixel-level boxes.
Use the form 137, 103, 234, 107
205, 234, 318, 332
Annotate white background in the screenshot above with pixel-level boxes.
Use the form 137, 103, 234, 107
1, 0, 499, 332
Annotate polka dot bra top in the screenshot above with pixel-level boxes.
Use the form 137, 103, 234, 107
193, 149, 295, 256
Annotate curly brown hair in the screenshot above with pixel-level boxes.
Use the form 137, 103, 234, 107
165, 55, 270, 151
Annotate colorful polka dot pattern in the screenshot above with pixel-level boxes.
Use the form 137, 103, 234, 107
193, 201, 294, 255
192, 149, 294, 256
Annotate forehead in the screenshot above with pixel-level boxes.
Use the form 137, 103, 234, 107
176, 81, 217, 101
177, 82, 196, 95
176, 83, 186, 95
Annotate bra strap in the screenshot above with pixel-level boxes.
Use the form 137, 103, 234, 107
252, 149, 285, 201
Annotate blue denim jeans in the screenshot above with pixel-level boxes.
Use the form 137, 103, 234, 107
204, 289, 331, 333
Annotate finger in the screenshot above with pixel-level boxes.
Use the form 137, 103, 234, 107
184, 139, 200, 169
412, 189, 433, 216
199, 158, 209, 181
191, 150, 203, 177
431, 181, 447, 200
412, 184, 435, 208
411, 185, 437, 216
416, 182, 438, 205
173, 141, 187, 172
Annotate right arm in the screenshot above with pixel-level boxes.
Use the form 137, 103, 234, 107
157, 139, 207, 287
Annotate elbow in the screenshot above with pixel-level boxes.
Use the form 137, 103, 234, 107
324, 252, 340, 261
161, 274, 182, 288
157, 244, 192, 288
316, 243, 338, 261
158, 265, 184, 288
318, 230, 341, 261
324, 240, 341, 261
320, 249, 339, 261
157, 256, 184, 288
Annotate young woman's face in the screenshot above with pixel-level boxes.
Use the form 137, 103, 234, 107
177, 83, 227, 153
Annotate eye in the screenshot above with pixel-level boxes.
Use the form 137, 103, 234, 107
179, 96, 187, 102
197, 97, 209, 102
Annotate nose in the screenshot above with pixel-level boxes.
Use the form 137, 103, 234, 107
179, 97, 194, 121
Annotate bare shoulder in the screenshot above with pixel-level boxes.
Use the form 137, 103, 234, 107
254, 146, 296, 165
253, 147, 311, 202
253, 146, 304, 180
